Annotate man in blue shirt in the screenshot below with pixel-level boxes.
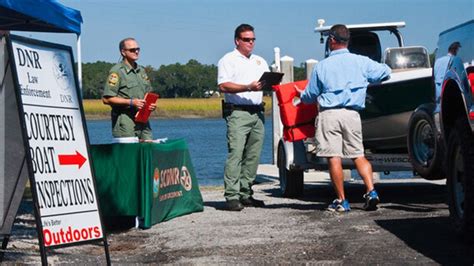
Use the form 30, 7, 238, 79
433, 41, 461, 112
300, 24, 391, 212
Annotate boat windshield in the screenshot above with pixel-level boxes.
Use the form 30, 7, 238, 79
383, 47, 431, 70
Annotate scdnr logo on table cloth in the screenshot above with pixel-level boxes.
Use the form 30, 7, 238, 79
153, 168, 160, 198
153, 166, 193, 199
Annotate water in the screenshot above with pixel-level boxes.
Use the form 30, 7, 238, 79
86, 118, 274, 186
86, 118, 415, 186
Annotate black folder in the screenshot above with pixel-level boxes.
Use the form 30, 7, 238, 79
258, 72, 284, 91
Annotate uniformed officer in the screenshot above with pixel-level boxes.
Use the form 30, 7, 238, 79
102, 37, 156, 141
217, 24, 269, 211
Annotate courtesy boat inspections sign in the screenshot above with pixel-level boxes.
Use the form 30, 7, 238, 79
10, 37, 104, 247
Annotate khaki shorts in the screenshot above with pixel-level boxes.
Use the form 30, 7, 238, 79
314, 108, 364, 158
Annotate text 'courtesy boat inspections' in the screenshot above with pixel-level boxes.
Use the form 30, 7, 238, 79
9, 35, 104, 248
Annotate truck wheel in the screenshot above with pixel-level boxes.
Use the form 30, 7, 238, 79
277, 143, 304, 198
447, 119, 474, 243
408, 108, 445, 180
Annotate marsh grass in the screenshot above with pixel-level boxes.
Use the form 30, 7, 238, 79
83, 97, 272, 119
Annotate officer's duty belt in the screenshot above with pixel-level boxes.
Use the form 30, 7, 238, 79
232, 104, 264, 113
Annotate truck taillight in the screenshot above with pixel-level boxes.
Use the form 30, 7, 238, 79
469, 72, 474, 97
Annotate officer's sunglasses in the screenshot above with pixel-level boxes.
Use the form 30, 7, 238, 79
240, 37, 256, 43
125, 47, 140, 53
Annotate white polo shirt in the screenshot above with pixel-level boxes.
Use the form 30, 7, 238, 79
218, 49, 269, 105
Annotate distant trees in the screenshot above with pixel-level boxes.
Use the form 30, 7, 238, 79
82, 61, 114, 99
80, 59, 306, 99
429, 52, 436, 67
81, 59, 217, 99
150, 59, 217, 98
294, 63, 307, 81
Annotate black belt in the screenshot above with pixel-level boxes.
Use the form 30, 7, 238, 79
320, 106, 358, 112
232, 104, 264, 112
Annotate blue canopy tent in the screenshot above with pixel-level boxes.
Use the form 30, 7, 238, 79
0, 0, 84, 86
0, 0, 82, 34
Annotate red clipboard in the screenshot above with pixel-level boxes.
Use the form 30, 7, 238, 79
134, 92, 159, 123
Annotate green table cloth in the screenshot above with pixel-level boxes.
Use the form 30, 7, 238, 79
90, 139, 203, 229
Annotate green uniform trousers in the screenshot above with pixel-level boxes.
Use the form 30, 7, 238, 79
224, 110, 265, 201
112, 110, 153, 141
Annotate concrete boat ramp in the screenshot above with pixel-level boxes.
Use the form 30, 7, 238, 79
2, 164, 472, 264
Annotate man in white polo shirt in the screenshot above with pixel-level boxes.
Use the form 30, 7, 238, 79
217, 24, 269, 211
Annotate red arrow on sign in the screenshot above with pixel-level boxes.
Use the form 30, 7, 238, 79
58, 151, 87, 169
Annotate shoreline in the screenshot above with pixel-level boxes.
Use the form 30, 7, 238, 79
85, 111, 272, 120
84, 113, 223, 120
82, 97, 273, 120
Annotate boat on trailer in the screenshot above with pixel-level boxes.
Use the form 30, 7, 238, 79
275, 20, 440, 197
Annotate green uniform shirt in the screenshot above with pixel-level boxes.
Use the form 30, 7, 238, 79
103, 61, 153, 140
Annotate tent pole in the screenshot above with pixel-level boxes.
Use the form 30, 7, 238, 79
77, 34, 82, 96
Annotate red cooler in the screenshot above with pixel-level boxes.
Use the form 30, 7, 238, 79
272, 80, 318, 142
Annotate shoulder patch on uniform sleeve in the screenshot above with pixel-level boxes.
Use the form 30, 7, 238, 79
108, 72, 119, 86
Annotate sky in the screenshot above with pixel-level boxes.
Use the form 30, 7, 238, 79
17, 0, 474, 68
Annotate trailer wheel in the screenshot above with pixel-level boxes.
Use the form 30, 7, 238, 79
277, 143, 304, 198
408, 108, 445, 180
447, 119, 474, 243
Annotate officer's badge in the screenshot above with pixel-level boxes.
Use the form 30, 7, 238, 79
256, 59, 261, 65
108, 72, 119, 86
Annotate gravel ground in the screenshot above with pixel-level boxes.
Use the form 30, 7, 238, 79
2, 165, 474, 265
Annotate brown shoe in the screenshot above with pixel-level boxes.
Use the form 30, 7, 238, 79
240, 197, 265, 207
226, 200, 244, 211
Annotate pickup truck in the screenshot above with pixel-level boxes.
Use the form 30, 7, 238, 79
275, 21, 442, 196
436, 20, 474, 242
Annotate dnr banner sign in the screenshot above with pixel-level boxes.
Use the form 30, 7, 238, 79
150, 139, 204, 227
6, 35, 109, 263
